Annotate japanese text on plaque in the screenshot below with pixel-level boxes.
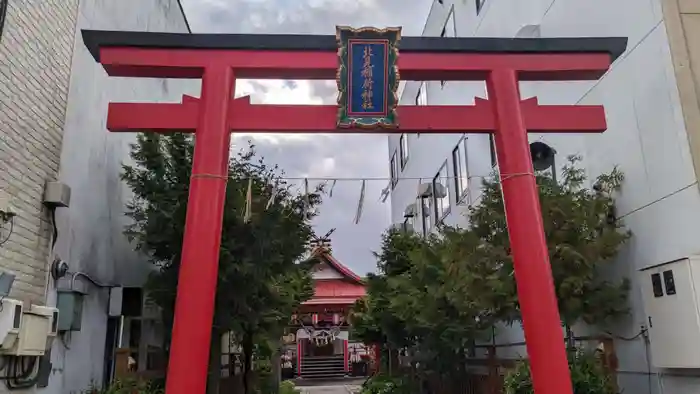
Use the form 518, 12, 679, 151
360, 46, 374, 111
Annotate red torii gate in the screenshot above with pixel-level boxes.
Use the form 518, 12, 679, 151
82, 29, 626, 394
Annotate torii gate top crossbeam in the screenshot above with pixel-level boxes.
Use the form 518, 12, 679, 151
81, 30, 626, 81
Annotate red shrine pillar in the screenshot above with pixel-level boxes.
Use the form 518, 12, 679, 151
343, 339, 349, 374
486, 68, 573, 394
165, 65, 235, 394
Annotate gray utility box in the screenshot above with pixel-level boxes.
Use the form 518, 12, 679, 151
56, 290, 85, 332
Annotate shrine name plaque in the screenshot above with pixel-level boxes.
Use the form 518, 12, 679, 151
336, 26, 401, 129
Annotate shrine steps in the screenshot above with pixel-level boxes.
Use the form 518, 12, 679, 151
299, 355, 346, 380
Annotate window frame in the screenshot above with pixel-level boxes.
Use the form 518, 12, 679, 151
403, 215, 414, 232
421, 196, 432, 236
452, 137, 470, 204
440, 7, 456, 88
432, 161, 450, 222
390, 151, 399, 188
399, 134, 409, 169
415, 84, 427, 138
413, 196, 422, 233
476, 0, 486, 14
0, 0, 6, 42
415, 83, 428, 106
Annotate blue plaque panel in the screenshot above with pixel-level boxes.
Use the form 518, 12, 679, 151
336, 26, 401, 129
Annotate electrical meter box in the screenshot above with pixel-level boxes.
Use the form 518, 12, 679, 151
56, 290, 85, 332
639, 255, 700, 368
0, 299, 23, 352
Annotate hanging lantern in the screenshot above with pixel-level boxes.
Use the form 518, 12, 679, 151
333, 313, 340, 325
312, 313, 318, 325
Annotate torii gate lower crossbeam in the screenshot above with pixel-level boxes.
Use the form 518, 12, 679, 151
82, 30, 627, 394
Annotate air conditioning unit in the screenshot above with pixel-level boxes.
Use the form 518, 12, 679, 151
31, 305, 59, 350
0, 299, 23, 352
403, 203, 417, 219
3, 304, 59, 357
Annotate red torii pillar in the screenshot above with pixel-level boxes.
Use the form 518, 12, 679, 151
82, 30, 627, 394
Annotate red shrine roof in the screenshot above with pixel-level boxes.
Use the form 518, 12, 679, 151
302, 248, 366, 306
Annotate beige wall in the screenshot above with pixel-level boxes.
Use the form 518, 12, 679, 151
0, 0, 80, 302
664, 0, 700, 182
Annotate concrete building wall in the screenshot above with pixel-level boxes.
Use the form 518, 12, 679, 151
44, 1, 195, 393
1, 0, 192, 392
390, 0, 700, 393
0, 0, 80, 303
663, 0, 700, 200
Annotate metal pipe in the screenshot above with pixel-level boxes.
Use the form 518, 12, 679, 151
70, 271, 112, 290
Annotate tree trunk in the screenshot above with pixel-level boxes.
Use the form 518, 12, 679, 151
389, 348, 400, 376
242, 331, 254, 394
387, 347, 392, 375
565, 325, 575, 350
207, 329, 222, 394
270, 338, 282, 390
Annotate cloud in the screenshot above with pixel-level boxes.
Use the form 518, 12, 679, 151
180, 0, 431, 274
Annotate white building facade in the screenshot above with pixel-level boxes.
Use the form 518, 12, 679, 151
0, 0, 193, 392
388, 0, 700, 393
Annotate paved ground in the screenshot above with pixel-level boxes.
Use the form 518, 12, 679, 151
299, 384, 361, 394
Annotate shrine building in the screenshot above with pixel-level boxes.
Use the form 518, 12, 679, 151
290, 245, 366, 380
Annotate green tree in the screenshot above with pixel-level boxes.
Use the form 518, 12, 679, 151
351, 229, 423, 375
121, 134, 318, 394
468, 155, 631, 333
352, 230, 420, 349
503, 348, 616, 394
387, 228, 515, 389
353, 228, 515, 391
353, 156, 630, 393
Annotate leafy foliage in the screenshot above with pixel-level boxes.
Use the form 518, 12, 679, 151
469, 155, 631, 326
121, 134, 319, 392
360, 374, 412, 394
278, 381, 301, 394
84, 379, 163, 394
385, 228, 514, 372
503, 349, 617, 394
353, 228, 516, 375
351, 230, 421, 349
352, 157, 631, 388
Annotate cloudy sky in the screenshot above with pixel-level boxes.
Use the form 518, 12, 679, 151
179, 0, 432, 275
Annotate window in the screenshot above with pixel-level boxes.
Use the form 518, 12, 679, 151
476, 0, 486, 14
440, 8, 456, 88
413, 197, 422, 233
421, 197, 432, 236
433, 161, 450, 221
397, 81, 407, 102
390, 151, 399, 187
489, 134, 497, 167
415, 83, 427, 106
415, 85, 427, 137
452, 138, 469, 203
0, 0, 6, 41
399, 134, 409, 169
403, 215, 414, 232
